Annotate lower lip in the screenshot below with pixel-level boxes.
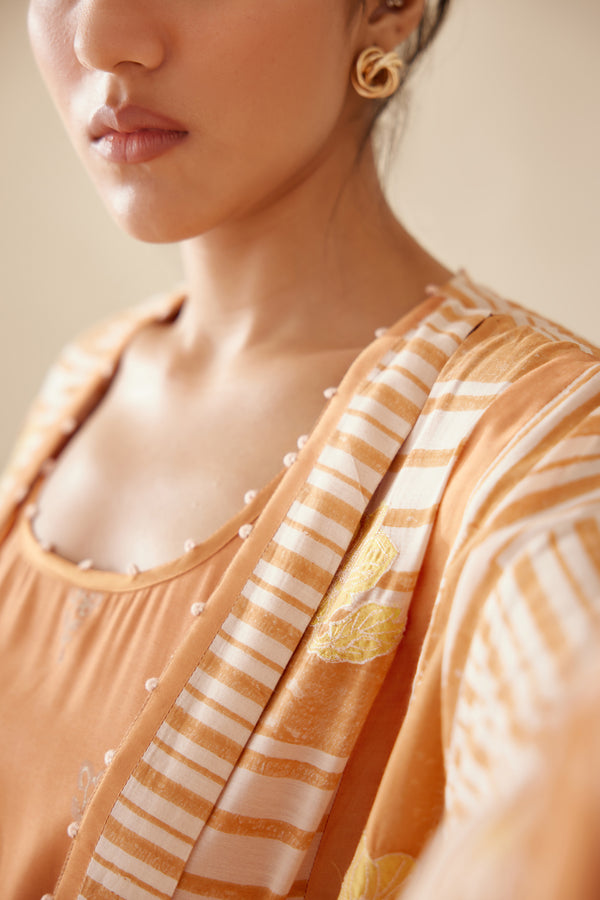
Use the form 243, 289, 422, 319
92, 129, 188, 164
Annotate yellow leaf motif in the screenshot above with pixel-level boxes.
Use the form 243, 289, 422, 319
313, 505, 397, 627
310, 603, 407, 664
339, 834, 415, 900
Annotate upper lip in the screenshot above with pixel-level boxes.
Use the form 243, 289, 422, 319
89, 105, 188, 140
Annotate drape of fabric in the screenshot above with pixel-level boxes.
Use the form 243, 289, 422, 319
1, 273, 599, 900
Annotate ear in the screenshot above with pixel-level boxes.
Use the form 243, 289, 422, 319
361, 0, 425, 51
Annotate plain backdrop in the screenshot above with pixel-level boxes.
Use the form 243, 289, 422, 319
1, 0, 599, 467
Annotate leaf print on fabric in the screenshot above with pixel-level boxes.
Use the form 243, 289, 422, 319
310, 603, 408, 664
313, 505, 397, 627
309, 505, 404, 664
59, 589, 104, 661
339, 834, 415, 900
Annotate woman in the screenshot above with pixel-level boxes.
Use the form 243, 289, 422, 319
1, 1, 599, 898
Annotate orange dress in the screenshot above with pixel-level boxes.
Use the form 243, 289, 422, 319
1, 273, 599, 900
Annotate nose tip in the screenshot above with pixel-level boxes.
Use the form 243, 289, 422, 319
73, 2, 165, 73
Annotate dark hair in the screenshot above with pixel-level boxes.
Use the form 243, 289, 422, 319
403, 0, 452, 71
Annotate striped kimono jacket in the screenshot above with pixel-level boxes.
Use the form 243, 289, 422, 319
1, 273, 599, 899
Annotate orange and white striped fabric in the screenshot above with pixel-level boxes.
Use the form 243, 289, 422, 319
1, 273, 599, 899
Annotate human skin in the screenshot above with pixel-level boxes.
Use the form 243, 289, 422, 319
27, 0, 452, 572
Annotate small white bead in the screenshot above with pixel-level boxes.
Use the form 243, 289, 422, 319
41, 894, 54, 900
127, 563, 140, 576
244, 489, 258, 505
297, 434, 309, 450
323, 387, 338, 400
184, 539, 197, 553
425, 283, 439, 296
104, 749, 116, 766
238, 523, 253, 540
283, 452, 298, 468
60, 417, 78, 436
78, 559, 94, 571
145, 677, 159, 692
375, 327, 388, 339
190, 601, 206, 617
24, 503, 38, 521
67, 821, 80, 839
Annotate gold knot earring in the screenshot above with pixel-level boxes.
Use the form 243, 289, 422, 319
351, 47, 405, 100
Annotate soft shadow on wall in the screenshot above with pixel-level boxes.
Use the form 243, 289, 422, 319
1, 0, 599, 466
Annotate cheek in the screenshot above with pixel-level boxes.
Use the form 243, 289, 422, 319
28, 1, 80, 134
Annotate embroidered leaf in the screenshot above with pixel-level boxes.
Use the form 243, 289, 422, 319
313, 505, 397, 626
309, 602, 407, 664
340, 834, 415, 899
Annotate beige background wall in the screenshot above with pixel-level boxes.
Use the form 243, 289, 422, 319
1, 0, 599, 468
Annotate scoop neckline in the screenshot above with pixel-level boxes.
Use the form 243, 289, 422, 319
18, 471, 284, 592
13, 272, 465, 592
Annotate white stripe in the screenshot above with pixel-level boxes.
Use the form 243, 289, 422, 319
143, 743, 224, 803
348, 393, 418, 438
430, 378, 509, 398
218, 767, 333, 832
247, 734, 348, 774
187, 669, 263, 724
211, 633, 281, 690
307, 467, 365, 511
184, 826, 304, 895
156, 720, 232, 780
84, 861, 164, 900
111, 799, 191, 861
336, 411, 401, 458
287, 499, 353, 551
94, 835, 176, 895
177, 686, 252, 745
253, 559, 323, 608
222, 615, 291, 668
123, 777, 202, 840
241, 580, 311, 631
272, 521, 341, 576
317, 444, 381, 493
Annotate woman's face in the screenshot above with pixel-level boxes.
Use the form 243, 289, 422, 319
28, 0, 369, 243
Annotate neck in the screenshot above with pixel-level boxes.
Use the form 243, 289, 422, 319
175, 136, 451, 363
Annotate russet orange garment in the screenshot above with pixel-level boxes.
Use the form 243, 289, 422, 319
1, 273, 599, 900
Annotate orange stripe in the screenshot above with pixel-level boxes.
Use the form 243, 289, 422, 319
164, 703, 242, 764
548, 530, 598, 621
247, 573, 314, 618
154, 735, 228, 786
133, 759, 214, 821
176, 872, 285, 900
215, 628, 284, 674
493, 474, 600, 531
409, 336, 450, 370
357, 381, 419, 424
344, 408, 406, 443
378, 570, 418, 592
117, 793, 195, 845
327, 431, 389, 475
203, 649, 273, 706
392, 447, 457, 469
233, 595, 303, 651
312, 462, 370, 500
85, 855, 170, 900
103, 815, 182, 880
283, 515, 345, 558
208, 808, 314, 852
296, 482, 363, 529
383, 506, 438, 529
512, 552, 571, 661
574, 518, 600, 580
422, 393, 496, 414
261, 543, 333, 594
240, 748, 340, 791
